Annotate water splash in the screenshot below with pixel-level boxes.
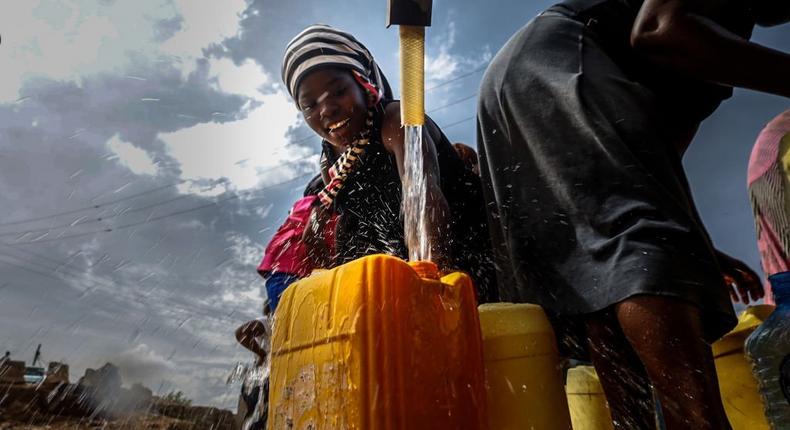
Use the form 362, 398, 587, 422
402, 125, 431, 262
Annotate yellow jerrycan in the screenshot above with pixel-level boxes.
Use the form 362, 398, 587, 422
712, 304, 774, 430
268, 254, 487, 430
565, 366, 614, 430
478, 303, 572, 429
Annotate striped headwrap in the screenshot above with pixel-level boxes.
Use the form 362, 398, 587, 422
282, 24, 391, 209
281, 24, 392, 105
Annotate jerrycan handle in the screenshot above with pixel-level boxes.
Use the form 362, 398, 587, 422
408, 260, 439, 280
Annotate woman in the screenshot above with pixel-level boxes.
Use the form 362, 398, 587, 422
477, 0, 788, 428
282, 24, 496, 301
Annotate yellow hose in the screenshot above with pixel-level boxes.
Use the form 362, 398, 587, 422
399, 25, 425, 126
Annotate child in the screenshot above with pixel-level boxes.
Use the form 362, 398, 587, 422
283, 25, 497, 302
257, 175, 329, 311
234, 301, 272, 430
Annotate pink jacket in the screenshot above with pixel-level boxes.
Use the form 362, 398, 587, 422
747, 110, 790, 302
258, 196, 318, 279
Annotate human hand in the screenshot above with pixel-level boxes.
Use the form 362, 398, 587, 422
715, 250, 764, 304
255, 354, 266, 368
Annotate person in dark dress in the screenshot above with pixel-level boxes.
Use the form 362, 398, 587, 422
281, 24, 497, 302
477, 0, 789, 428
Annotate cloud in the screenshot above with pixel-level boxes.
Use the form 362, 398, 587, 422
202, 0, 324, 76
159, 0, 247, 59
214, 232, 267, 307
160, 88, 311, 193
209, 58, 271, 99
0, 1, 169, 102
107, 134, 159, 176
0, 59, 251, 234
424, 21, 492, 90
0, 0, 248, 103
152, 15, 184, 42
0, 0, 315, 411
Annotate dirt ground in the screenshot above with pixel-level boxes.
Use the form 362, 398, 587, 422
0, 384, 235, 430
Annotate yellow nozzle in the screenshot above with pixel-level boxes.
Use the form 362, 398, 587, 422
399, 25, 425, 126
408, 260, 439, 279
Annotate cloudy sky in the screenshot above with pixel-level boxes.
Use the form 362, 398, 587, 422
0, 0, 787, 409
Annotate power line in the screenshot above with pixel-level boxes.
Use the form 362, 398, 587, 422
441, 116, 476, 130
427, 94, 478, 113
0, 181, 183, 227
426, 65, 487, 92
0, 255, 71, 284
4, 71, 484, 243
0, 257, 253, 327
0, 194, 190, 238
0, 154, 319, 237
9, 113, 476, 246
0, 250, 255, 325
4, 65, 486, 230
10, 172, 317, 245
4, 109, 475, 241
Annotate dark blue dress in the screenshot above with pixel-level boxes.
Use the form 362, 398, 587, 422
477, 0, 755, 344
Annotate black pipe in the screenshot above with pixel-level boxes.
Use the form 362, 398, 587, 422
386, 0, 432, 27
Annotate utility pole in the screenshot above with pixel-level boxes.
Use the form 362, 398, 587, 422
32, 344, 41, 367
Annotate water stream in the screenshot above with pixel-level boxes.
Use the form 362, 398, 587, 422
402, 125, 431, 262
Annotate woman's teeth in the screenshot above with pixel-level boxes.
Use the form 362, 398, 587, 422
328, 118, 350, 133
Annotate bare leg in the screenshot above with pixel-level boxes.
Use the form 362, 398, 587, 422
614, 296, 732, 430
586, 310, 657, 429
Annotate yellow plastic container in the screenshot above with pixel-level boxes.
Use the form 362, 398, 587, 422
268, 255, 487, 430
712, 305, 774, 430
565, 366, 614, 430
478, 303, 572, 430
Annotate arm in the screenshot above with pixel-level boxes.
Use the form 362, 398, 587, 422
714, 249, 764, 304
631, 0, 790, 97
381, 102, 452, 268
235, 320, 268, 364
301, 205, 333, 269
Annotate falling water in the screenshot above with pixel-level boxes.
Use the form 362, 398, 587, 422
226, 316, 273, 430
402, 125, 431, 262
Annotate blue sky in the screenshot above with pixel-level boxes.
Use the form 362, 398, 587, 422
0, 0, 787, 408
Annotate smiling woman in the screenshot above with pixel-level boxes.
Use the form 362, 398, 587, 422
280, 24, 497, 301
297, 71, 368, 148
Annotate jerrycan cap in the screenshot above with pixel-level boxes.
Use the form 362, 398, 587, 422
713, 304, 775, 357
408, 260, 439, 280
730, 304, 775, 335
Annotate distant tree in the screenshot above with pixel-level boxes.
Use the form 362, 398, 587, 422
163, 390, 192, 407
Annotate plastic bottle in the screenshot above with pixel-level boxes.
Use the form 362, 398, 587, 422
745, 271, 790, 428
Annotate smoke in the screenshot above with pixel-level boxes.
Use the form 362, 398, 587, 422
110, 343, 173, 387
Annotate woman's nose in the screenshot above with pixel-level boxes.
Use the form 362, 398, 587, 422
319, 98, 337, 119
